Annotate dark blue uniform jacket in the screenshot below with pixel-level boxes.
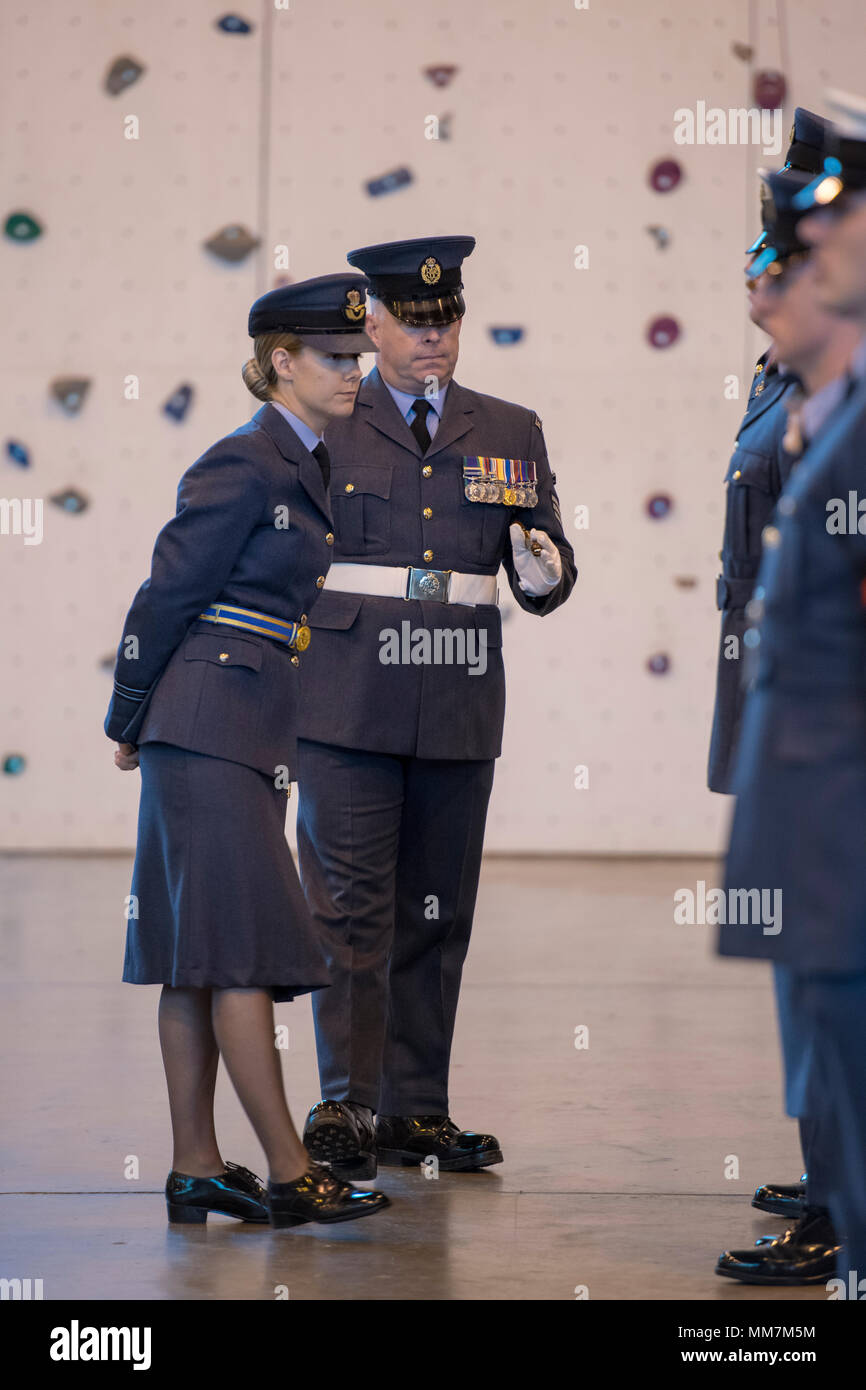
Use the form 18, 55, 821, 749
721, 379, 866, 970
296, 366, 576, 760
708, 353, 799, 791
104, 404, 334, 779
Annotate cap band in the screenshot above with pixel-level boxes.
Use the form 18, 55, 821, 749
379, 291, 466, 327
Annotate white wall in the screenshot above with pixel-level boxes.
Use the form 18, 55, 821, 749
2, 0, 864, 851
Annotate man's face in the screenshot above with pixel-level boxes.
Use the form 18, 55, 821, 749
754, 255, 833, 366
364, 301, 462, 394
744, 249, 777, 330
798, 190, 866, 319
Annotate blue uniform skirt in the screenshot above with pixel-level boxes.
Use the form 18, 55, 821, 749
123, 743, 331, 1003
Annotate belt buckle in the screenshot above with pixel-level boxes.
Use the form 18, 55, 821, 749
407, 566, 450, 602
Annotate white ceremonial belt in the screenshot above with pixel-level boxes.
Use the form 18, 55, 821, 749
323, 562, 499, 606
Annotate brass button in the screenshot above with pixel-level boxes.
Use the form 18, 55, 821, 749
345, 482, 355, 493
316, 576, 325, 588
732, 469, 742, 480
291, 655, 300, 666
325, 532, 334, 545
219, 652, 230, 663
762, 524, 780, 549
755, 363, 763, 374
422, 465, 432, 478
423, 549, 433, 562
423, 507, 433, 519
755, 382, 764, 394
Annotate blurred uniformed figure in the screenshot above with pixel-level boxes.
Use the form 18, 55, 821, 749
708, 108, 853, 1248
716, 94, 866, 1286
296, 236, 576, 1176
714, 164, 862, 1278
709, 109, 831, 793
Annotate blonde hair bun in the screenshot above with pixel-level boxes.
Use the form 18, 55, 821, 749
242, 356, 271, 402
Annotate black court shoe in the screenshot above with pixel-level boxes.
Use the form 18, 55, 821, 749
303, 1100, 378, 1179
166, 1160, 269, 1224
716, 1207, 840, 1285
267, 1160, 390, 1228
375, 1115, 503, 1171
751, 1173, 807, 1217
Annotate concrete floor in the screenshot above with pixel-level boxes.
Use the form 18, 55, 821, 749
0, 854, 823, 1301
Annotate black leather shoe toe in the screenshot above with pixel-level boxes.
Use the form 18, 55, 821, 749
267, 1161, 390, 1228
375, 1115, 503, 1171
716, 1208, 840, 1285
166, 1160, 269, 1224
751, 1173, 807, 1217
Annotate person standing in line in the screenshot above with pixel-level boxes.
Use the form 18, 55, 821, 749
717, 94, 866, 1286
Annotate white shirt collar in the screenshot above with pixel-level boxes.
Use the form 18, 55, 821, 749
382, 377, 449, 419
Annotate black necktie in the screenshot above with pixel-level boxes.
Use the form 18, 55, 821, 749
312, 441, 330, 491
409, 398, 433, 454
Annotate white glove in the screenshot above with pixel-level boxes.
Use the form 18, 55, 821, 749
508, 523, 562, 596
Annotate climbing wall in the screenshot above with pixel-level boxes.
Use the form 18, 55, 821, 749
2, 0, 864, 851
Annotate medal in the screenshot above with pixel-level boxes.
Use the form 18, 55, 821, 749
462, 456, 538, 507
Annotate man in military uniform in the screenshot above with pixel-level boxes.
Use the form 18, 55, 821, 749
709, 109, 830, 795
716, 95, 866, 1285
295, 236, 576, 1176
709, 109, 842, 1240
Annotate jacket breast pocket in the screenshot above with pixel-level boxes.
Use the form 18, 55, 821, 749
724, 448, 779, 560
457, 490, 510, 566
330, 465, 392, 554
183, 631, 263, 672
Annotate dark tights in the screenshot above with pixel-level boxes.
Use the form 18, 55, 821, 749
158, 985, 310, 1183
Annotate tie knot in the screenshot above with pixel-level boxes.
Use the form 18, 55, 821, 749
312, 441, 329, 463
413, 397, 432, 420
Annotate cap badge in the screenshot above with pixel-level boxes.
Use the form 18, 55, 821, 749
343, 288, 366, 323
420, 255, 442, 286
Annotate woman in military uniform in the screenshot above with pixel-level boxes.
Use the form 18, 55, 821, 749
105, 275, 389, 1230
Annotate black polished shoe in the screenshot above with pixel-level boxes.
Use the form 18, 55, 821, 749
375, 1115, 503, 1171
303, 1100, 377, 1179
716, 1208, 840, 1285
751, 1172, 807, 1217
267, 1160, 390, 1228
165, 1160, 269, 1224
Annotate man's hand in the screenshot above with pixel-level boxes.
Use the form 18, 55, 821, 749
509, 522, 563, 596
114, 742, 140, 771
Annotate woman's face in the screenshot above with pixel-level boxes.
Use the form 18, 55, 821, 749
275, 344, 364, 420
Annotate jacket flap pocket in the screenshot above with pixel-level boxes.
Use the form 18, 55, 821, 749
331, 465, 392, 500
184, 631, 263, 670
308, 592, 366, 630
726, 448, 775, 492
